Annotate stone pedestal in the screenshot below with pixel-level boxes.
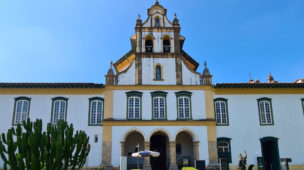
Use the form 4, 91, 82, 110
120, 142, 126, 156
206, 163, 220, 170
193, 141, 200, 161
104, 165, 113, 170
169, 142, 178, 170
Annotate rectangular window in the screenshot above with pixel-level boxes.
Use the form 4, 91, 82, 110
175, 91, 192, 120
51, 97, 68, 124
257, 98, 274, 125
153, 97, 165, 119
151, 91, 167, 120
178, 97, 190, 119
89, 97, 104, 125
13, 97, 31, 125
128, 97, 140, 119
126, 91, 142, 120
217, 138, 232, 163
218, 142, 229, 153
214, 98, 229, 125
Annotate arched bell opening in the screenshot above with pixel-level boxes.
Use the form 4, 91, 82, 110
145, 35, 154, 53
163, 35, 171, 53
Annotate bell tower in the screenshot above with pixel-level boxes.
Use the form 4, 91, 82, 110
134, 0, 183, 85
113, 1, 201, 86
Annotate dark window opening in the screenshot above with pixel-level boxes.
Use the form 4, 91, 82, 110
155, 18, 160, 27
145, 39, 153, 53
163, 39, 170, 53
156, 65, 162, 80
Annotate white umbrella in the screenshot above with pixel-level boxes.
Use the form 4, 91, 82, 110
132, 150, 160, 158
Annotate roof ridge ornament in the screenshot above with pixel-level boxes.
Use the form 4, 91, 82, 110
267, 72, 278, 83
173, 13, 180, 26
107, 61, 115, 76
155, 0, 159, 5
136, 14, 142, 26
203, 61, 210, 75
201, 60, 212, 85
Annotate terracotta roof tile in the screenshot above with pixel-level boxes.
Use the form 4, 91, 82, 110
0, 83, 104, 88
214, 83, 304, 88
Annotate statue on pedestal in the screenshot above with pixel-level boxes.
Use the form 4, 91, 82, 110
238, 151, 247, 170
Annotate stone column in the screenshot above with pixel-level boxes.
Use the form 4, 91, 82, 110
207, 126, 220, 170
193, 141, 200, 161
143, 142, 152, 170
102, 126, 113, 170
169, 142, 178, 170
121, 142, 126, 156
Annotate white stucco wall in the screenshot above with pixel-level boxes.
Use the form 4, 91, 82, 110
111, 126, 209, 166
142, 58, 176, 85
215, 94, 304, 165
113, 90, 206, 120
0, 94, 104, 167
117, 61, 136, 85
182, 62, 201, 85
142, 32, 175, 53
143, 13, 173, 28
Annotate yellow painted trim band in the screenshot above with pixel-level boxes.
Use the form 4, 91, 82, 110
105, 85, 212, 90
102, 120, 216, 126
214, 88, 304, 94
0, 88, 104, 95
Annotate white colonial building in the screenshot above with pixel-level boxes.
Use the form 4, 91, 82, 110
0, 2, 303, 170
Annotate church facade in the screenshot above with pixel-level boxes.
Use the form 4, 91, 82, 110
0, 2, 304, 170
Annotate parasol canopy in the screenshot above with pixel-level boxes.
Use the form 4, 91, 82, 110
132, 150, 160, 157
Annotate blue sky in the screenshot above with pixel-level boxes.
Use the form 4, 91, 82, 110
0, 0, 303, 84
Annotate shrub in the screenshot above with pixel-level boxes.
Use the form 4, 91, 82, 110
0, 118, 90, 170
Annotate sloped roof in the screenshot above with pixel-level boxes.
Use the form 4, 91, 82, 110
182, 50, 199, 71
214, 83, 304, 88
0, 83, 104, 88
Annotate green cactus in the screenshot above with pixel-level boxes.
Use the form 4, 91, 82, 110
0, 118, 90, 170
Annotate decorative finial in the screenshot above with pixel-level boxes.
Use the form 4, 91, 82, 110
110, 60, 113, 66
204, 61, 207, 68
267, 72, 274, 83
155, 0, 159, 5
175, 13, 177, 18
138, 14, 141, 19
248, 73, 255, 83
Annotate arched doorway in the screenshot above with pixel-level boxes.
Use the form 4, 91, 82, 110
176, 132, 194, 169
150, 132, 169, 170
124, 132, 145, 170
260, 137, 281, 170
